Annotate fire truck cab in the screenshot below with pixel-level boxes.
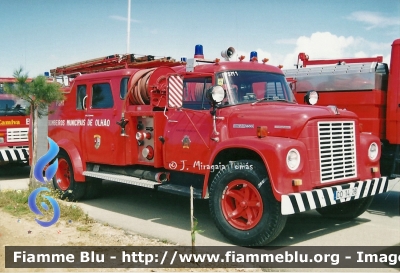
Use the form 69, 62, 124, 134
48, 46, 388, 246
285, 38, 400, 178
0, 78, 30, 165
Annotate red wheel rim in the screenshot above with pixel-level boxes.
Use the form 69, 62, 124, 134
55, 158, 71, 191
221, 179, 263, 230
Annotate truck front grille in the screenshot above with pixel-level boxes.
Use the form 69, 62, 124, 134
318, 121, 357, 183
7, 128, 29, 143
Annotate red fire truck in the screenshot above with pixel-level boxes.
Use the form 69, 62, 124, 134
48, 46, 388, 246
285, 38, 400, 179
0, 78, 30, 166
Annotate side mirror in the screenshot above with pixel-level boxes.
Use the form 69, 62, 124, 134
206, 86, 225, 106
304, 90, 318, 105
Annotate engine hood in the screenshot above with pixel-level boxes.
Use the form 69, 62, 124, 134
219, 102, 358, 139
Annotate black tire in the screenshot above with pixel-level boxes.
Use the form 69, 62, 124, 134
83, 177, 103, 199
316, 196, 374, 220
209, 160, 286, 246
52, 151, 86, 201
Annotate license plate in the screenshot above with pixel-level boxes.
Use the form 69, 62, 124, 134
334, 187, 358, 200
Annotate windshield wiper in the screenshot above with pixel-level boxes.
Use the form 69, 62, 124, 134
251, 97, 289, 105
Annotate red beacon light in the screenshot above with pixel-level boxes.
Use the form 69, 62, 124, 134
262, 58, 269, 64
239, 55, 245, 61
194, 44, 204, 58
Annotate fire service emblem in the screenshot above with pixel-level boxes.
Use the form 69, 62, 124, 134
94, 134, 101, 149
182, 135, 191, 149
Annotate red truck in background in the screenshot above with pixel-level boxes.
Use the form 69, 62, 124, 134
284, 38, 400, 179
47, 46, 388, 246
0, 78, 30, 166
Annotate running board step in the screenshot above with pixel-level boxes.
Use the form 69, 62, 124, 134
83, 171, 159, 189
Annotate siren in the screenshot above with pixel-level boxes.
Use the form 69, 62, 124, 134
221, 47, 235, 61
194, 44, 204, 58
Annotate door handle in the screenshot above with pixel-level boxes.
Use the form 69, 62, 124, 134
85, 114, 93, 117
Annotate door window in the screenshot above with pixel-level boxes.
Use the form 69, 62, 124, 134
76, 85, 86, 110
91, 83, 114, 109
182, 77, 212, 110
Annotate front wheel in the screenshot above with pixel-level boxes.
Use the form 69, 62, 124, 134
52, 152, 86, 201
209, 160, 286, 246
316, 196, 374, 220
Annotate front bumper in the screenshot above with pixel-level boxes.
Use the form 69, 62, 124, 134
281, 177, 388, 215
0, 147, 29, 163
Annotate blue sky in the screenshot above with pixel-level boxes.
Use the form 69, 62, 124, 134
1, 0, 399, 77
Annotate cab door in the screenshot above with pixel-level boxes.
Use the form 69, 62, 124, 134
83, 81, 120, 164
164, 76, 214, 173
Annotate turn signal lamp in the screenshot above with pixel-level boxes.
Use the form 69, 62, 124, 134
257, 126, 268, 138
292, 179, 302, 186
194, 44, 204, 58
371, 167, 379, 173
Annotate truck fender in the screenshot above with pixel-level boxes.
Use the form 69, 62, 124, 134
203, 137, 277, 199
56, 139, 85, 182
203, 136, 309, 201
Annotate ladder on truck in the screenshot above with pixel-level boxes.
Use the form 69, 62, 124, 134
296, 52, 383, 68
50, 53, 184, 77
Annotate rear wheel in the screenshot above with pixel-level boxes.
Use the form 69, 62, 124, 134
316, 196, 374, 220
52, 152, 86, 201
209, 160, 286, 246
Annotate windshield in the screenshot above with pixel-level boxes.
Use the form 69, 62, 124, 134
215, 71, 296, 106
0, 97, 28, 116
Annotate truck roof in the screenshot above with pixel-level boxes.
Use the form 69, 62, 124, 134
193, 60, 284, 74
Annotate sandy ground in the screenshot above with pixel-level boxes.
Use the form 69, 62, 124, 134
0, 209, 263, 273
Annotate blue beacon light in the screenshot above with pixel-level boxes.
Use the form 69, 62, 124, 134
194, 44, 204, 58
250, 51, 258, 61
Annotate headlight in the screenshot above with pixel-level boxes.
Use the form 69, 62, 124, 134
304, 90, 318, 105
206, 86, 225, 104
368, 142, 378, 160
287, 149, 301, 170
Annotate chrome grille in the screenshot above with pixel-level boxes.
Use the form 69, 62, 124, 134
318, 121, 357, 183
6, 128, 29, 143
